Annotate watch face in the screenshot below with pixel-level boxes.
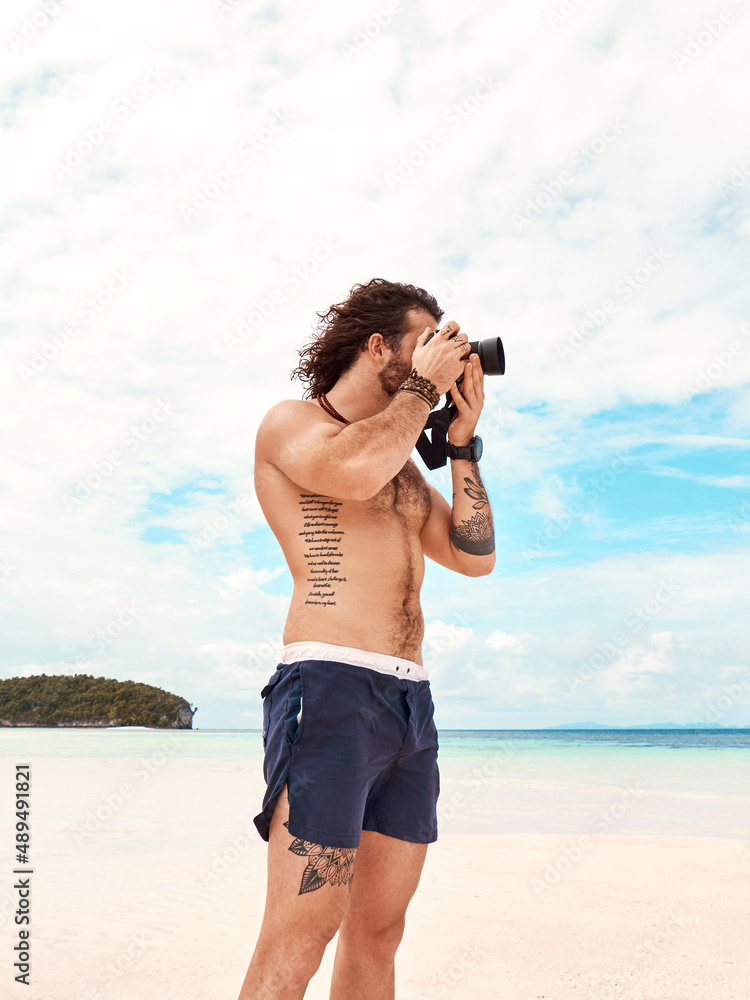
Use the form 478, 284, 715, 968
474, 436, 483, 461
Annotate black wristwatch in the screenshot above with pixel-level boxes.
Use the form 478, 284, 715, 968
447, 435, 483, 462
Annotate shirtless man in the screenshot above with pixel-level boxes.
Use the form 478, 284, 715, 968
238, 278, 495, 999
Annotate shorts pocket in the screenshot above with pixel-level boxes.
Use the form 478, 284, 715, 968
261, 670, 282, 748
286, 666, 306, 746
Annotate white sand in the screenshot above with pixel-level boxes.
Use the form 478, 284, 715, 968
3, 757, 748, 999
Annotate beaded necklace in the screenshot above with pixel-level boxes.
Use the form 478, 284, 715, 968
316, 393, 350, 425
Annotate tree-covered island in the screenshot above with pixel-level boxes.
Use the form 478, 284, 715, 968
0, 674, 196, 728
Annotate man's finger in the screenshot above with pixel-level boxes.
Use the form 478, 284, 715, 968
449, 383, 467, 410
462, 360, 481, 404
472, 357, 484, 394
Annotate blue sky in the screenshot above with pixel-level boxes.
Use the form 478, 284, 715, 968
1, 0, 748, 728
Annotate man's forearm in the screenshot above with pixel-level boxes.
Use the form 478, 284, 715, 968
331, 391, 431, 495
449, 459, 496, 562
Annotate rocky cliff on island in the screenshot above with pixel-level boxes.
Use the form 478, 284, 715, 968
0, 674, 197, 729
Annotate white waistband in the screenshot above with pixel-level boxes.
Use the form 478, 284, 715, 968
281, 641, 429, 681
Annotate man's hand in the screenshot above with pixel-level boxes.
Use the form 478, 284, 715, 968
447, 353, 484, 446
410, 321, 471, 394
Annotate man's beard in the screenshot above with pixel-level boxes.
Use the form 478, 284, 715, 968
378, 349, 412, 396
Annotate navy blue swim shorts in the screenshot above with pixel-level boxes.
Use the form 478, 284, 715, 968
253, 641, 440, 849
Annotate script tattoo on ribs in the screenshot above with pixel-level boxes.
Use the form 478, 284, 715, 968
283, 821, 356, 894
299, 494, 346, 607
450, 464, 495, 556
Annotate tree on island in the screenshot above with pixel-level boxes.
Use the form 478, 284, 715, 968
0, 674, 196, 728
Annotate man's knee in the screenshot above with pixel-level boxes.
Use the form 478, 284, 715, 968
340, 911, 406, 961
257, 916, 341, 982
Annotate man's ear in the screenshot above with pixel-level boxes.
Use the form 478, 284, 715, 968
365, 333, 387, 361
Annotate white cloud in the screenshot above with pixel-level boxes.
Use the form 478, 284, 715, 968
485, 631, 527, 654
1, 0, 748, 726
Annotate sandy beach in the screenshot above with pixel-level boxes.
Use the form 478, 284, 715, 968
3, 752, 748, 1000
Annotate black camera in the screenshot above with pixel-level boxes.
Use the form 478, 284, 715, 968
415, 329, 506, 469
424, 328, 505, 377
466, 336, 505, 376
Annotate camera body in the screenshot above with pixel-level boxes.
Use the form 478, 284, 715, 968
414, 327, 506, 469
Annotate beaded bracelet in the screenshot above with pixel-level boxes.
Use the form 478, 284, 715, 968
399, 386, 435, 409
398, 369, 440, 409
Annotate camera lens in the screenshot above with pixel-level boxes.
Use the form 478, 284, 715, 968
468, 337, 505, 376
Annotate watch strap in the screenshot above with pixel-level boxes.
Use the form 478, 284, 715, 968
447, 436, 480, 462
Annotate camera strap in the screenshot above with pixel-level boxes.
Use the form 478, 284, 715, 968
415, 397, 455, 469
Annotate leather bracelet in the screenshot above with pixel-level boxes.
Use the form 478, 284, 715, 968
399, 385, 435, 409
399, 369, 440, 409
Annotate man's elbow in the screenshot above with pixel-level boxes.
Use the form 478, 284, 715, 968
348, 475, 383, 501
347, 461, 389, 501
457, 553, 496, 577
465, 552, 495, 576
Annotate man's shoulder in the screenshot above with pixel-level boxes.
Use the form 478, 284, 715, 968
256, 398, 331, 449
262, 398, 313, 421
259, 398, 318, 429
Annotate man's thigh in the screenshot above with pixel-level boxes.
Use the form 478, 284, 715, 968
258, 783, 355, 944
341, 828, 428, 934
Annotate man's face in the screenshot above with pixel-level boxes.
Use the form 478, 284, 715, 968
378, 309, 439, 396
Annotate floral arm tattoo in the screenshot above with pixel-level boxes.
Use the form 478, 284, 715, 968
449, 462, 495, 556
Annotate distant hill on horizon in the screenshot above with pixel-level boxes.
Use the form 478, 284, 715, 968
542, 722, 748, 730
0, 674, 196, 729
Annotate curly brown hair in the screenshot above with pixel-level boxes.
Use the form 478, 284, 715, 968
291, 278, 443, 398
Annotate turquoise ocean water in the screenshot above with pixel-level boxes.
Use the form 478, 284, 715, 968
3, 728, 748, 839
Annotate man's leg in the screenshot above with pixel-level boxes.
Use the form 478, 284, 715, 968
237, 783, 356, 1000
328, 830, 428, 1000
